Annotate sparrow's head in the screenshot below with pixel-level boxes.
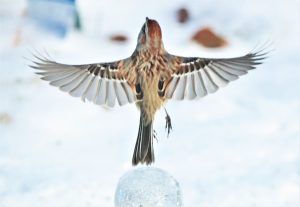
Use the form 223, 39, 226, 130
137, 17, 163, 51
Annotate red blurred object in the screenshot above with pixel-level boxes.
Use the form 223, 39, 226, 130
110, 34, 128, 42
192, 27, 227, 48
177, 8, 190, 24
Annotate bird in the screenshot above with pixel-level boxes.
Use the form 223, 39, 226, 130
30, 17, 268, 166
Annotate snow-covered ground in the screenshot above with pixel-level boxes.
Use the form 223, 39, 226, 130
0, 0, 299, 206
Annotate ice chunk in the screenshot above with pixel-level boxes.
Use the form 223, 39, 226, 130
115, 167, 182, 207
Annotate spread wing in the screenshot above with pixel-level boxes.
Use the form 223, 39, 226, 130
165, 50, 267, 100
29, 55, 136, 107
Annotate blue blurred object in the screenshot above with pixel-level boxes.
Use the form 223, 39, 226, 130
27, 0, 76, 37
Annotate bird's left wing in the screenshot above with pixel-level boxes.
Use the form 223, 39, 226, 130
30, 55, 136, 107
165, 50, 267, 100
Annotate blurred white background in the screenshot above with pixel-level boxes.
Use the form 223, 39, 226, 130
0, 0, 299, 206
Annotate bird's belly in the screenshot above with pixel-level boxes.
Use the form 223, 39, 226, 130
139, 78, 165, 123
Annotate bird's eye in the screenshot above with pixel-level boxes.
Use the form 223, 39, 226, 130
158, 79, 164, 91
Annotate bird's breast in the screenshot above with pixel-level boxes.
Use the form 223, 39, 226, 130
136, 62, 166, 122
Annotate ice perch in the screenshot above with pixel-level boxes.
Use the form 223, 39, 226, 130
115, 167, 182, 207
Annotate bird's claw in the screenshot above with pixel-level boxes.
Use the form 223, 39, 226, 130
153, 130, 158, 143
164, 108, 172, 137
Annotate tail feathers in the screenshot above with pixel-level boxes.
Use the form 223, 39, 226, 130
132, 114, 154, 165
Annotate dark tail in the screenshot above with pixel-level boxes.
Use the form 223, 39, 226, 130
132, 112, 154, 165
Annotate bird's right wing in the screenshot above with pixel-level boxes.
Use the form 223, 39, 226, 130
29, 55, 136, 107
165, 49, 268, 100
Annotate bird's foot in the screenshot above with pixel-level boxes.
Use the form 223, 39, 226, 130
164, 107, 172, 137
153, 130, 158, 143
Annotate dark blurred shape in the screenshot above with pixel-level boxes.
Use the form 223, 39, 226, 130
192, 27, 227, 48
177, 8, 190, 24
110, 34, 128, 42
27, 0, 76, 37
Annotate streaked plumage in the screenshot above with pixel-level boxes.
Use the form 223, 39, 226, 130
29, 17, 267, 166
